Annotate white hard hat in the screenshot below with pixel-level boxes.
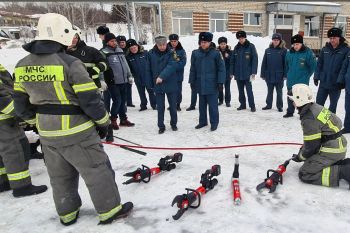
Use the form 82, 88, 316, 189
288, 84, 314, 107
35, 13, 78, 46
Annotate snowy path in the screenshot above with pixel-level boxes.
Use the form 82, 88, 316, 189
1, 33, 350, 233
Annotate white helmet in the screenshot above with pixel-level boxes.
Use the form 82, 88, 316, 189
35, 13, 78, 46
288, 84, 314, 107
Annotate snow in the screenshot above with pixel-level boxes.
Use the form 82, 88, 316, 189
1, 32, 350, 233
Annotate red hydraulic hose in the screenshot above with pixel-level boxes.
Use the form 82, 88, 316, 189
103, 142, 302, 151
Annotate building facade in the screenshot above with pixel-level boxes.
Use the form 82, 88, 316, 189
161, 1, 350, 50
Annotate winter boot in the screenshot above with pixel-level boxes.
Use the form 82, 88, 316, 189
105, 124, 114, 142
159, 128, 165, 134
177, 104, 181, 111
283, 113, 293, 118
13, 184, 48, 198
186, 106, 195, 111
139, 106, 147, 111
111, 117, 119, 130
98, 202, 134, 225
120, 118, 135, 127
30, 151, 44, 160
195, 123, 208, 129
0, 181, 11, 192
237, 106, 246, 111
262, 106, 271, 110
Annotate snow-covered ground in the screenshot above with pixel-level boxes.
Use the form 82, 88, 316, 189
1, 32, 350, 233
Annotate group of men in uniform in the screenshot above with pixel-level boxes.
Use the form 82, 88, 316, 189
1, 12, 350, 228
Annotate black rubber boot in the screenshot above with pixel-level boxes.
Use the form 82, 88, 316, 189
106, 124, 114, 142
60, 211, 80, 226
0, 181, 11, 192
13, 184, 48, 198
99, 202, 134, 225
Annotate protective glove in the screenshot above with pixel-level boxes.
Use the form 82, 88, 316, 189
250, 74, 255, 82
100, 80, 108, 91
292, 154, 303, 163
314, 79, 319, 86
337, 82, 346, 90
25, 130, 39, 143
96, 125, 109, 139
128, 76, 134, 84
87, 66, 100, 79
217, 83, 224, 92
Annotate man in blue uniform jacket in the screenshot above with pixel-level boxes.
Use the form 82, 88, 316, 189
189, 32, 225, 131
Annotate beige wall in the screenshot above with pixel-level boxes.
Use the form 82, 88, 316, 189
161, 1, 266, 35
161, 1, 350, 49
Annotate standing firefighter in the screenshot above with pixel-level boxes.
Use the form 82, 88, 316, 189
284, 34, 316, 118
217, 36, 233, 107
168, 34, 187, 111
0, 64, 47, 197
289, 84, 350, 188
260, 33, 287, 112
314, 27, 350, 113
189, 32, 225, 131
146, 35, 178, 134
67, 30, 108, 90
117, 35, 135, 107
231, 30, 258, 112
13, 13, 133, 225
126, 39, 156, 111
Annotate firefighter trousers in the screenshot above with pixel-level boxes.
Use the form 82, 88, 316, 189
0, 123, 32, 189
41, 131, 121, 223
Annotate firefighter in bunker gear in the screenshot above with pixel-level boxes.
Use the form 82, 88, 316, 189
289, 84, 350, 188
12, 13, 133, 225
0, 64, 47, 197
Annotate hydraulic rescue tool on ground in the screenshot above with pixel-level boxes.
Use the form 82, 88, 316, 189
232, 154, 241, 205
256, 158, 292, 193
171, 165, 221, 220
123, 153, 183, 185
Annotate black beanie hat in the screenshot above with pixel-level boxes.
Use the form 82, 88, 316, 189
198, 32, 213, 43
96, 26, 109, 35
126, 39, 138, 48
104, 32, 116, 44
169, 34, 179, 41
291, 34, 303, 44
218, 37, 227, 44
116, 35, 127, 42
236, 30, 247, 39
327, 27, 342, 38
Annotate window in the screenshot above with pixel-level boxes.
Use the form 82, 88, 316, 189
172, 11, 193, 36
244, 13, 261, 26
274, 14, 293, 25
335, 16, 347, 36
304, 16, 320, 37
246, 32, 262, 37
209, 12, 228, 32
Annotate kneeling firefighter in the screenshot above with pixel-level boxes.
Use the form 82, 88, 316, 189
289, 84, 350, 188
